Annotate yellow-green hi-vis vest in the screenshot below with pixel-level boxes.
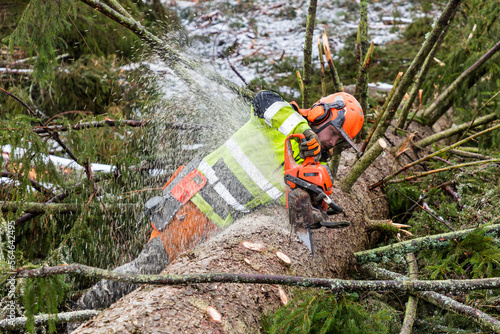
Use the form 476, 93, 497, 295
191, 93, 311, 228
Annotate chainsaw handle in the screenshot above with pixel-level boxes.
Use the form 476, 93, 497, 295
284, 133, 316, 172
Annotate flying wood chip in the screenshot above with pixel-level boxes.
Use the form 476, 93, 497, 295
206, 306, 222, 323
275, 251, 291, 264
242, 241, 265, 252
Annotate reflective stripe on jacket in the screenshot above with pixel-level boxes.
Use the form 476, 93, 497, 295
190, 91, 311, 227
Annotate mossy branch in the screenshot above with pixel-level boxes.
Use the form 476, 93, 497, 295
0, 201, 135, 216
362, 72, 403, 153
355, 0, 370, 114
301, 0, 318, 107
411, 113, 498, 149
422, 39, 500, 125
33, 120, 145, 133
9, 263, 500, 294
362, 263, 500, 333
400, 253, 419, 334
355, 223, 500, 265
448, 149, 492, 160
340, 139, 387, 193
0, 310, 100, 331
354, 42, 374, 115
395, 4, 458, 131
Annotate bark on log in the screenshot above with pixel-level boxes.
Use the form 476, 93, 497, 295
71, 151, 391, 333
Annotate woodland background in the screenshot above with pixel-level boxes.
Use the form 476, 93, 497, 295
0, 0, 499, 333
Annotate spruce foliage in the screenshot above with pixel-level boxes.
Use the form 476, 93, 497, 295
22, 275, 69, 333
426, 225, 500, 279
6, 0, 75, 83
263, 291, 397, 334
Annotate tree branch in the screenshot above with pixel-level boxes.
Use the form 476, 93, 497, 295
395, 3, 458, 131
322, 30, 342, 92
78, 0, 254, 101
0, 201, 135, 217
411, 113, 498, 149
301, 0, 317, 107
8, 263, 500, 294
33, 119, 148, 134
354, 42, 374, 116
362, 263, 500, 333
400, 253, 419, 334
384, 159, 500, 185
0, 87, 37, 117
365, 0, 462, 150
448, 148, 492, 160
355, 223, 500, 265
0, 310, 100, 330
341, 138, 387, 193
371, 122, 500, 189
423, 39, 500, 125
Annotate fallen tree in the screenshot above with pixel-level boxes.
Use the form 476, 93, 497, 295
71, 148, 391, 333
5, 0, 500, 332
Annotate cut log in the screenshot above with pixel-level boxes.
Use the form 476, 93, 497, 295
71, 151, 392, 333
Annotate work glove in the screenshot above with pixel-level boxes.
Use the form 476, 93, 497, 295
299, 129, 321, 162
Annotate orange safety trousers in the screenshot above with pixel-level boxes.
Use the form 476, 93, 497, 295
148, 200, 220, 262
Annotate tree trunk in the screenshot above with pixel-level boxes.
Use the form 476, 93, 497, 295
71, 151, 392, 333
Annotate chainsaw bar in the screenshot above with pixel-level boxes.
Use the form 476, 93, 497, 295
288, 188, 317, 254
285, 174, 343, 213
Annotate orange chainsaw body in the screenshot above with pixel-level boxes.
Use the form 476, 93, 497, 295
284, 133, 333, 211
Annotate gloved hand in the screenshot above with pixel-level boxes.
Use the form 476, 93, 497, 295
299, 129, 321, 162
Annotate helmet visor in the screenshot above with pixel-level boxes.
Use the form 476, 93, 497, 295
313, 120, 363, 157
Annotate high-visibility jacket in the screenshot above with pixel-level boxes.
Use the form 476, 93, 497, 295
190, 91, 311, 227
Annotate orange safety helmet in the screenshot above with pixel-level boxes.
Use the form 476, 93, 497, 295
292, 93, 364, 156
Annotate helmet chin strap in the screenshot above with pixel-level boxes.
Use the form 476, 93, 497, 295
336, 126, 363, 157
312, 108, 363, 157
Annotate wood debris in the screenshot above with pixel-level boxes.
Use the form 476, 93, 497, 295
275, 251, 291, 264
278, 286, 288, 305
241, 241, 265, 252
206, 306, 222, 323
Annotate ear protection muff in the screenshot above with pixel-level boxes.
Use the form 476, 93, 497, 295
307, 100, 346, 125
307, 104, 331, 125
291, 101, 334, 125
291, 100, 346, 126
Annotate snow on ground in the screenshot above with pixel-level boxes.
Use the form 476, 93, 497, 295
163, 0, 435, 95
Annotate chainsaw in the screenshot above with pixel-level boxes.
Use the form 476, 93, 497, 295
284, 133, 350, 254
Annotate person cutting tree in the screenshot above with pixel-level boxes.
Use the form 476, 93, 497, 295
78, 90, 364, 309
